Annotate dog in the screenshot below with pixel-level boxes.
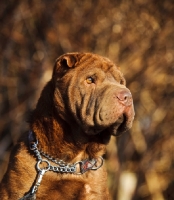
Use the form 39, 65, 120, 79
0, 52, 134, 200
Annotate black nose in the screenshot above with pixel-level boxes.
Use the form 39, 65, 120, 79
116, 89, 132, 106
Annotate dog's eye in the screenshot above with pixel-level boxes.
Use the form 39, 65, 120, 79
86, 77, 94, 84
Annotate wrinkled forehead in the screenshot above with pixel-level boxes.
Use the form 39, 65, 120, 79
78, 54, 123, 78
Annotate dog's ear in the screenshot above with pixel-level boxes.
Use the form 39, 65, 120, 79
52, 53, 80, 79
59, 55, 77, 68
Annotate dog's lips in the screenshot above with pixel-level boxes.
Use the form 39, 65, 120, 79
83, 111, 129, 136
108, 114, 128, 136
96, 114, 127, 144
116, 114, 127, 135
110, 102, 135, 136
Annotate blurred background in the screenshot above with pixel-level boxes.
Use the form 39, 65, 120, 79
0, 0, 174, 199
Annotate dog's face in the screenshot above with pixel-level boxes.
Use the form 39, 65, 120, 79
52, 53, 134, 138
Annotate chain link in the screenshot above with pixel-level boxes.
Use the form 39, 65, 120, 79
19, 136, 104, 199
33, 146, 77, 174
31, 140, 104, 175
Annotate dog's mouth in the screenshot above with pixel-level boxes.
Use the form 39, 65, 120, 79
108, 114, 128, 136
84, 114, 128, 136
93, 114, 128, 144
82, 105, 134, 138
116, 114, 128, 135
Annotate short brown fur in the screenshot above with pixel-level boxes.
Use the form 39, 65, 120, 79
0, 53, 134, 200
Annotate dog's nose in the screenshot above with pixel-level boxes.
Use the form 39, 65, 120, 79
116, 89, 132, 106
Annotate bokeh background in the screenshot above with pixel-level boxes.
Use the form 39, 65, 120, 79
0, 0, 174, 199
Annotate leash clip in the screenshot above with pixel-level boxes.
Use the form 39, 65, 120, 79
31, 169, 46, 195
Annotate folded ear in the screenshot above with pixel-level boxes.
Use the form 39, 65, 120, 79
60, 55, 77, 68
52, 53, 80, 79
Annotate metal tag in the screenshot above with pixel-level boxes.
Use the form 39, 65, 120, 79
80, 158, 97, 174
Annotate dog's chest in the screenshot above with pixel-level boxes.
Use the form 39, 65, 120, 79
34, 171, 107, 200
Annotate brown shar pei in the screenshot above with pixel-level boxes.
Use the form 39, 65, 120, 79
0, 52, 134, 200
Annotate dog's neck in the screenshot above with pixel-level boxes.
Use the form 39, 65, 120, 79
30, 114, 106, 162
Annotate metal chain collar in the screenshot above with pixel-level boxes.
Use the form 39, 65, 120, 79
30, 139, 104, 175
19, 133, 104, 199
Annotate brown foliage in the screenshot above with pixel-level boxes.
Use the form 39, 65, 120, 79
0, 0, 174, 199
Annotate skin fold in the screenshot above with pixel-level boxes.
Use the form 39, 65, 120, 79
0, 52, 134, 200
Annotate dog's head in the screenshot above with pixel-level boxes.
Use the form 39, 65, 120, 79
51, 53, 134, 139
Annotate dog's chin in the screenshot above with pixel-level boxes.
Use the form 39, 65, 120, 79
108, 114, 129, 136
83, 114, 128, 137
